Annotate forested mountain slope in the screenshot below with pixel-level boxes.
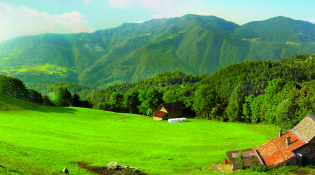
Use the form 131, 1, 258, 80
1, 15, 315, 87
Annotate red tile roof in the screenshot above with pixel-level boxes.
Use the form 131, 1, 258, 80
152, 111, 167, 118
253, 130, 306, 166
157, 102, 184, 112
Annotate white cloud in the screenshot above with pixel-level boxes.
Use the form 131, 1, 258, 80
108, 0, 136, 8
152, 14, 164, 19
310, 20, 315, 23
86, 0, 91, 5
107, 0, 216, 20
135, 20, 145, 23
0, 2, 95, 42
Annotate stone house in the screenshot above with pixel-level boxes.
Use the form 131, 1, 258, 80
227, 113, 315, 169
152, 102, 184, 121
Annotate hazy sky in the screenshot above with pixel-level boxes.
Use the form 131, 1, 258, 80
0, 0, 314, 42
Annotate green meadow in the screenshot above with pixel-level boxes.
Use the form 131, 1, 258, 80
0, 95, 280, 174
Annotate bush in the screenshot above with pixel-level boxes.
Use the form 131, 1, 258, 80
236, 150, 244, 170
248, 165, 271, 172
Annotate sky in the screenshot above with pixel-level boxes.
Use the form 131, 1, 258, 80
0, 0, 314, 42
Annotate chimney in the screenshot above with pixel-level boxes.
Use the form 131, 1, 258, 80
286, 136, 291, 146
279, 129, 282, 137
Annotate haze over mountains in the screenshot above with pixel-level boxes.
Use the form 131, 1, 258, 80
0, 14, 315, 88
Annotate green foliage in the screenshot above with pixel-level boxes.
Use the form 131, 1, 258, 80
70, 93, 81, 107
25, 82, 90, 100
110, 92, 124, 112
52, 87, 72, 107
192, 85, 221, 119
242, 94, 254, 123
0, 74, 29, 100
42, 95, 54, 106
138, 88, 163, 115
28, 89, 44, 104
123, 90, 141, 113
247, 165, 271, 172
226, 86, 245, 122
236, 150, 244, 170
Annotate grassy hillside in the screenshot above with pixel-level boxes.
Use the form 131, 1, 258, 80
0, 95, 280, 174
1, 15, 315, 87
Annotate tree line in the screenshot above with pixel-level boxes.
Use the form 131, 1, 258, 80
95, 53, 315, 129
0, 74, 91, 108
3, 52, 315, 129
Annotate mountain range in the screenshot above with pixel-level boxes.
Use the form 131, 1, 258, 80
0, 14, 315, 88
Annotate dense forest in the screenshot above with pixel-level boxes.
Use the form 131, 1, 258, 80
2, 53, 315, 129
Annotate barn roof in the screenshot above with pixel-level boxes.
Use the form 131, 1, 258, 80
157, 102, 184, 112
253, 130, 306, 166
152, 111, 167, 118
292, 113, 315, 142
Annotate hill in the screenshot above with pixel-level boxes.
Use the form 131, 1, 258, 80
1, 15, 315, 87
0, 94, 279, 174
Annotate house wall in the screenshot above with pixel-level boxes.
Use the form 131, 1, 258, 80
167, 110, 183, 119
308, 139, 315, 159
294, 138, 315, 160
286, 157, 297, 166
294, 139, 315, 160
153, 117, 163, 121
277, 157, 297, 166
159, 107, 167, 112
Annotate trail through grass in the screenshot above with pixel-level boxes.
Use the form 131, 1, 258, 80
0, 96, 279, 174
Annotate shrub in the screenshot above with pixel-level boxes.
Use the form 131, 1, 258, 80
236, 150, 244, 170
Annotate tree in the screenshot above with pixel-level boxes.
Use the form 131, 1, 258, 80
123, 90, 141, 113
28, 88, 44, 104
98, 102, 111, 110
42, 95, 54, 106
192, 85, 220, 119
242, 94, 254, 123
0, 75, 28, 100
138, 88, 163, 115
70, 93, 81, 107
226, 86, 245, 122
110, 92, 124, 112
53, 87, 72, 107
263, 79, 300, 124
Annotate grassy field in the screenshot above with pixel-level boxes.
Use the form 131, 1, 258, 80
0, 95, 281, 175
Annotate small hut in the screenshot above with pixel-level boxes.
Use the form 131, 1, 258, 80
152, 102, 184, 121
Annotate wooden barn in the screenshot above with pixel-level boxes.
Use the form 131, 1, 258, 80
152, 102, 184, 121
227, 113, 315, 170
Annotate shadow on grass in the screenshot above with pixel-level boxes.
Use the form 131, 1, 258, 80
0, 95, 76, 114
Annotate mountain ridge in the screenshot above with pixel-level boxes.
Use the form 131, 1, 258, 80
1, 15, 315, 87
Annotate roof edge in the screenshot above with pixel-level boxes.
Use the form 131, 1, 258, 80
291, 129, 308, 144
252, 149, 265, 165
